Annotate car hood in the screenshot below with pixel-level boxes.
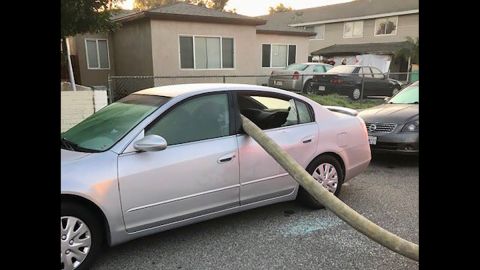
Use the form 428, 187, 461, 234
61, 149, 92, 165
358, 103, 418, 123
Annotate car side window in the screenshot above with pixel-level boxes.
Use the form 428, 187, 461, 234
313, 65, 325, 73
295, 100, 314, 123
360, 67, 374, 78
371, 67, 384, 79
238, 94, 299, 130
146, 93, 230, 146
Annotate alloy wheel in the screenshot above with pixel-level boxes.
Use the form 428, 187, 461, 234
311, 163, 339, 193
353, 89, 361, 100
61, 216, 92, 270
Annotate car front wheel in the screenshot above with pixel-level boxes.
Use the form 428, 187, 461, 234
297, 155, 344, 209
61, 202, 104, 270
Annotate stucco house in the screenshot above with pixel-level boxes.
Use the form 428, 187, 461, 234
65, 2, 314, 99
259, 0, 418, 77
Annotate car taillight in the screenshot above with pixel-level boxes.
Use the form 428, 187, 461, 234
292, 71, 300, 80
330, 78, 343, 84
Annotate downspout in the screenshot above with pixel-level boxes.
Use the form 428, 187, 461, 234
65, 37, 77, 92
406, 56, 411, 83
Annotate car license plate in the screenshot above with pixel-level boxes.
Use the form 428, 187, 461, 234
275, 80, 283, 86
318, 86, 326, 91
368, 136, 377, 145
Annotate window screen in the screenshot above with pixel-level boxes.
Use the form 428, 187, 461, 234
179, 36, 194, 69
262, 44, 271, 67
288, 45, 296, 65
86, 40, 99, 69
222, 38, 234, 68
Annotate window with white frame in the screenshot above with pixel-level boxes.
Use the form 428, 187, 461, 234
85, 39, 110, 69
343, 21, 363, 38
179, 36, 234, 69
313, 25, 325, 40
262, 44, 296, 68
375, 16, 398, 36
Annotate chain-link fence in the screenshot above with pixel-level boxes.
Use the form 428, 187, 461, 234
107, 71, 418, 103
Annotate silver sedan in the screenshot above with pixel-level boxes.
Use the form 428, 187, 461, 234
61, 83, 371, 270
268, 63, 333, 93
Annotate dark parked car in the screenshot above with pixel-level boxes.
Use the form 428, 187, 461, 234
358, 81, 419, 154
310, 65, 403, 100
268, 63, 333, 93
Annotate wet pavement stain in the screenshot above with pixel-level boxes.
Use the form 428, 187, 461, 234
281, 214, 342, 237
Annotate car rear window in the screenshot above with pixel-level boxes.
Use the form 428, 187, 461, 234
286, 64, 308, 71
327, 66, 356, 74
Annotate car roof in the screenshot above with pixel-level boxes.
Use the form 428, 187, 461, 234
134, 83, 298, 98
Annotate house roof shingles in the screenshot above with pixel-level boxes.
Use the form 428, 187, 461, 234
310, 41, 412, 56
258, 0, 419, 27
113, 2, 265, 26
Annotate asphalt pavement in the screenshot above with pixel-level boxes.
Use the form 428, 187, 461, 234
91, 153, 419, 270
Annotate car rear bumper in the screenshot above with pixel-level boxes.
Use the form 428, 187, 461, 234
310, 82, 354, 95
268, 78, 303, 91
369, 132, 419, 154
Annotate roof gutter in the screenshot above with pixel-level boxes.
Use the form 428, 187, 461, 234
256, 29, 316, 36
288, 9, 419, 27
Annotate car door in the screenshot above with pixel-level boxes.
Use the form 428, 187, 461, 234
118, 92, 240, 232
360, 67, 375, 97
235, 91, 318, 205
371, 67, 391, 95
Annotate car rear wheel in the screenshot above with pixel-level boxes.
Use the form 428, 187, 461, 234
61, 202, 104, 270
303, 79, 314, 94
297, 155, 344, 209
350, 88, 361, 100
392, 88, 400, 96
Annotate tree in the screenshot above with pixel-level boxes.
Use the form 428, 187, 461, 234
133, 0, 178, 10
268, 3, 293, 15
134, 0, 229, 11
394, 36, 419, 65
61, 0, 124, 38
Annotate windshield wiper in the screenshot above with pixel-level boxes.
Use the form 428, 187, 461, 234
61, 137, 76, 151
61, 138, 100, 153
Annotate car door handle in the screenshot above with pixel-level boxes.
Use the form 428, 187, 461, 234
302, 136, 314, 144
218, 153, 236, 163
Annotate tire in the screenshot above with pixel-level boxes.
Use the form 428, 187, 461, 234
392, 88, 400, 97
297, 155, 345, 209
303, 79, 313, 94
61, 202, 104, 270
349, 88, 361, 100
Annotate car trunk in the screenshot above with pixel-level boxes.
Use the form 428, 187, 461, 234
270, 70, 297, 80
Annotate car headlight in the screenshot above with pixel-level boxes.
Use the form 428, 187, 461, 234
401, 120, 419, 132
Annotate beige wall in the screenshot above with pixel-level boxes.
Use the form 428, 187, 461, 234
73, 33, 116, 87
308, 14, 419, 54
150, 20, 259, 86
61, 88, 108, 132
111, 20, 155, 93
255, 33, 310, 85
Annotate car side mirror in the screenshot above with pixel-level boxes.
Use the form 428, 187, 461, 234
134, 135, 168, 152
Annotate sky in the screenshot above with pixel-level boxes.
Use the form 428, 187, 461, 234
119, 0, 354, 16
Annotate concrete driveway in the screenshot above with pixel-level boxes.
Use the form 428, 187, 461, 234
91, 154, 418, 270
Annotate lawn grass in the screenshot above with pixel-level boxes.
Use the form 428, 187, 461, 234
301, 93, 384, 110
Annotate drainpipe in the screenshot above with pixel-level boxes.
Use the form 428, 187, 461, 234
406, 56, 411, 83
65, 37, 77, 92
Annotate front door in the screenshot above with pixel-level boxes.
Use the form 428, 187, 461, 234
235, 92, 318, 205
118, 93, 240, 232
